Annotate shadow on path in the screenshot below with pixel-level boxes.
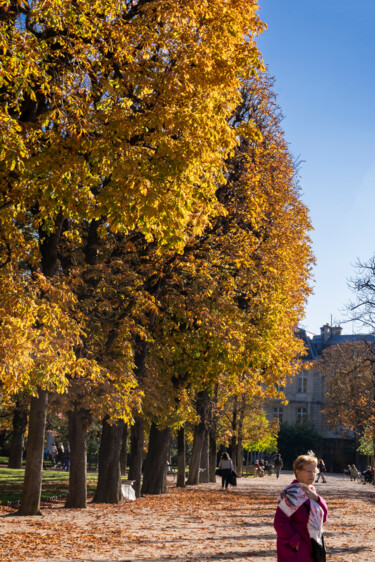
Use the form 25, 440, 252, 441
327, 545, 372, 555
95, 550, 276, 561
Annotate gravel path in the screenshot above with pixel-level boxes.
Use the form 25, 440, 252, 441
0, 472, 374, 561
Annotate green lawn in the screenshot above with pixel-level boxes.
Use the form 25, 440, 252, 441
0, 467, 98, 504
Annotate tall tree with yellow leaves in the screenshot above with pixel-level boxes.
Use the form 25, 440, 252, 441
1, 0, 265, 513
64, 68, 314, 495
138, 71, 314, 490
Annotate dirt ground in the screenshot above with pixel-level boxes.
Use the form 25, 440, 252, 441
0, 471, 374, 561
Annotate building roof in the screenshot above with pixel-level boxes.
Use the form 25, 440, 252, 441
299, 323, 375, 357
295, 328, 319, 360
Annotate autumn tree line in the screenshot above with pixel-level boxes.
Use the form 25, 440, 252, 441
0, 0, 314, 515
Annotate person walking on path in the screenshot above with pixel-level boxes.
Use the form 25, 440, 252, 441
274, 453, 328, 561
274, 454, 283, 479
315, 459, 327, 483
218, 452, 234, 490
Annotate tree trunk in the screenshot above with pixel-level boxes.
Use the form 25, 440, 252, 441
39, 213, 64, 276
127, 332, 148, 497
235, 438, 243, 476
208, 388, 218, 483
93, 417, 123, 504
120, 424, 128, 477
141, 423, 171, 495
128, 416, 144, 498
199, 429, 209, 483
186, 424, 205, 485
231, 397, 238, 472
17, 217, 63, 515
17, 389, 48, 515
65, 408, 91, 508
176, 427, 186, 488
8, 401, 28, 469
209, 426, 217, 483
235, 394, 246, 477
186, 390, 209, 485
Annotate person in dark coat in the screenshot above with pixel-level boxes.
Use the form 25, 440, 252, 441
274, 453, 283, 479
218, 452, 234, 490
274, 453, 328, 561
362, 465, 374, 484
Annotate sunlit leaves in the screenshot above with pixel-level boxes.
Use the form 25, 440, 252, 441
0, 0, 266, 415
0, 0, 265, 250
141, 71, 314, 428
0, 269, 83, 396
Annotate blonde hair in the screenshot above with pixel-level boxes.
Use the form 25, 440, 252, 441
293, 454, 318, 477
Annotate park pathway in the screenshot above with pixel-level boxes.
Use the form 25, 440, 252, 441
0, 472, 374, 561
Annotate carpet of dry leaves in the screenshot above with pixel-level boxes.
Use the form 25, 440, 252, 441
0, 472, 374, 561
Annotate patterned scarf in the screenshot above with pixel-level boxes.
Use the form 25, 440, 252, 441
278, 482, 325, 546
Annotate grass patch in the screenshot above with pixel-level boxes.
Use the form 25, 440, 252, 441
0, 457, 58, 468
0, 467, 98, 504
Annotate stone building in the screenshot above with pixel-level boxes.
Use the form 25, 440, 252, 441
266, 323, 375, 471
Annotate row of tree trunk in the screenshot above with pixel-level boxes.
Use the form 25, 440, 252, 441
12, 390, 224, 515
10, 384, 250, 515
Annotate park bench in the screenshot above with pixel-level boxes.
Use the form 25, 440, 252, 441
169, 466, 189, 480
169, 467, 207, 480
242, 466, 258, 477
244, 465, 272, 477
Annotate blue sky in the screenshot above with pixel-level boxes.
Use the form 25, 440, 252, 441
256, 0, 375, 335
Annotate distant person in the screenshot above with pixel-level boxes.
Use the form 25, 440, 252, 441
274, 454, 283, 479
43, 447, 48, 471
57, 443, 64, 468
62, 445, 70, 472
362, 466, 374, 484
218, 452, 234, 490
51, 443, 57, 467
349, 464, 360, 481
315, 459, 327, 483
253, 459, 264, 477
274, 453, 328, 561
264, 460, 273, 476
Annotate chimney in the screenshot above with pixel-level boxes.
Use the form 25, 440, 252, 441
320, 323, 331, 344
320, 323, 343, 344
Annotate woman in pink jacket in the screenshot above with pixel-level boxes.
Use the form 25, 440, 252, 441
274, 454, 328, 561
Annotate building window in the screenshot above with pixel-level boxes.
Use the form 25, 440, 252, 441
273, 407, 283, 424
297, 374, 307, 393
296, 407, 307, 424
275, 380, 285, 393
